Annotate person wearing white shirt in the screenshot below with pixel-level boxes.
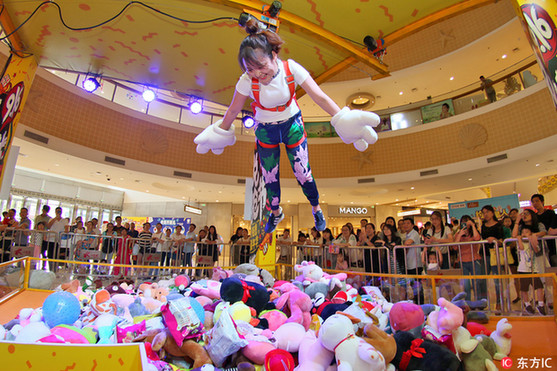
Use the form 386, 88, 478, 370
45, 207, 69, 270
170, 225, 186, 264
333, 224, 358, 269
402, 217, 423, 274
183, 224, 197, 275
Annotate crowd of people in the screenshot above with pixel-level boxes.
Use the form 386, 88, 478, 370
1, 193, 556, 313
275, 193, 557, 314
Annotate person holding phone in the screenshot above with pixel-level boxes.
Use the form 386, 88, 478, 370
454, 215, 486, 301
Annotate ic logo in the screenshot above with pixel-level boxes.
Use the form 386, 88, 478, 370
501, 357, 512, 369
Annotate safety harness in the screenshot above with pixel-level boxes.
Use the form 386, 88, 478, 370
250, 59, 297, 115
252, 60, 306, 150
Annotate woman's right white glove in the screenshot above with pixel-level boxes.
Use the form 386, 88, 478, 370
194, 120, 236, 155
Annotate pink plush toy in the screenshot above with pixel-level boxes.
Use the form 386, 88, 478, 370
174, 275, 190, 289
212, 267, 233, 281
422, 297, 464, 354
259, 310, 288, 331
295, 329, 335, 371
276, 285, 312, 331
191, 280, 222, 300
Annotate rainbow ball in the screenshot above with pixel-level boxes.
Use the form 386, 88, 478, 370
42, 291, 81, 328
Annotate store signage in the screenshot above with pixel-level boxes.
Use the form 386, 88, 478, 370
184, 205, 202, 215
339, 207, 368, 215
397, 209, 421, 217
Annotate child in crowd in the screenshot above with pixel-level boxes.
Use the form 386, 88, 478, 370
335, 250, 348, 271
426, 250, 440, 272
30, 222, 45, 269
517, 225, 546, 315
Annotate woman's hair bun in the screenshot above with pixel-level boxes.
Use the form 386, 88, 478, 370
244, 18, 260, 36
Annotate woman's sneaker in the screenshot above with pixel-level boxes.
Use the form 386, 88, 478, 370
313, 210, 326, 231
265, 208, 284, 234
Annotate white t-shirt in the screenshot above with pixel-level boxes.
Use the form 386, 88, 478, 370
426, 227, 451, 254
152, 231, 164, 252
171, 233, 184, 252
405, 229, 422, 270
235, 59, 310, 123
48, 218, 69, 242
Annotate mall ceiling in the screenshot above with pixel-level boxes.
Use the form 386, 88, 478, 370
1, 0, 495, 106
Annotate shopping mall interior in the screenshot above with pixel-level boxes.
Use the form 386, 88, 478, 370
0, 1, 557, 370
0, 0, 555, 240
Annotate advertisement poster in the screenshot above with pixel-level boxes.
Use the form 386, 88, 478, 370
150, 217, 191, 231
448, 194, 520, 222
305, 121, 335, 138
513, 0, 557, 108
376, 115, 392, 132
420, 99, 455, 124
250, 149, 276, 274
0, 53, 38, 187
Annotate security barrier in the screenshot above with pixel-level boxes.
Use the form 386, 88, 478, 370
2, 230, 557, 317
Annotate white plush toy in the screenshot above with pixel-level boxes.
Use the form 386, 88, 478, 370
489, 318, 512, 360
194, 119, 236, 155
331, 107, 380, 151
319, 313, 386, 371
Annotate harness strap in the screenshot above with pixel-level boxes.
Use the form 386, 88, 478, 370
251, 60, 296, 114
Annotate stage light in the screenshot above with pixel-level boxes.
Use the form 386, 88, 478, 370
268, 1, 282, 18
242, 112, 255, 129
142, 88, 156, 103
189, 97, 203, 114
82, 76, 100, 93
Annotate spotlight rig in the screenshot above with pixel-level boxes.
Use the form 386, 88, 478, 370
238, 1, 282, 32
363, 35, 387, 62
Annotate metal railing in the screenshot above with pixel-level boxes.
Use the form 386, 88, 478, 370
2, 231, 556, 318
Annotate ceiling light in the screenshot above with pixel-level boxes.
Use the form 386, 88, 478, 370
502, 54, 507, 59
346, 92, 375, 110
535, 163, 540, 166
82, 76, 101, 93
189, 97, 203, 114
399, 91, 403, 95
468, 178, 472, 181
450, 76, 454, 81
142, 88, 156, 103
242, 113, 255, 129
410, 187, 415, 190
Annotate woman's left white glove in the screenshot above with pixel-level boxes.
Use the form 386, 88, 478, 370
194, 119, 236, 155
331, 107, 380, 151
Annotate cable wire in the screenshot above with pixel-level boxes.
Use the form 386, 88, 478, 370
0, 1, 238, 42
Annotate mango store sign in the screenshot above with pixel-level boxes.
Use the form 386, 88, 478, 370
339, 206, 368, 215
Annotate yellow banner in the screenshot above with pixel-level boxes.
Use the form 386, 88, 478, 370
255, 231, 276, 276
1, 342, 147, 370
513, 0, 557, 108
0, 53, 37, 186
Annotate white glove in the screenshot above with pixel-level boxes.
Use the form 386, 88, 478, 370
331, 107, 380, 151
194, 119, 236, 155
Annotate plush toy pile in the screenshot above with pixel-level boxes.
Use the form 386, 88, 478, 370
0, 261, 511, 371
